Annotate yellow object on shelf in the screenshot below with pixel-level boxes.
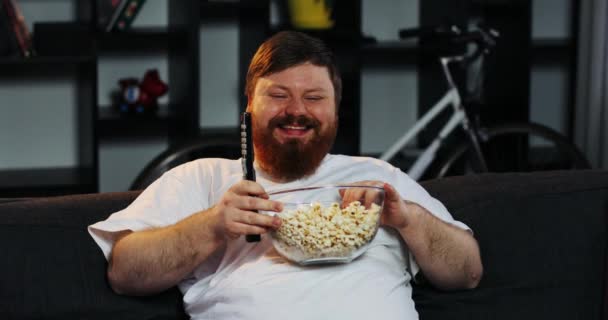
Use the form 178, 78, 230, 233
288, 0, 334, 30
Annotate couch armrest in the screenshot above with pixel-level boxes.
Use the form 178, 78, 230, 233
415, 170, 608, 320
0, 191, 187, 319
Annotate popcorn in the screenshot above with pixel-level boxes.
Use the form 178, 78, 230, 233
273, 201, 382, 260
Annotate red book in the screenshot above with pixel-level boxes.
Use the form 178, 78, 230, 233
107, 0, 147, 32
97, 0, 123, 31
0, 0, 19, 56
3, 0, 32, 57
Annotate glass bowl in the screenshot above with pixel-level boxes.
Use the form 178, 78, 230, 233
266, 185, 385, 265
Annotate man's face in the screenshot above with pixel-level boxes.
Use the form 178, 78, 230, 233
249, 62, 338, 181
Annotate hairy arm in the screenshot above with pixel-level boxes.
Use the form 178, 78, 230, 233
107, 208, 223, 295
107, 180, 283, 296
397, 200, 483, 290
344, 181, 482, 290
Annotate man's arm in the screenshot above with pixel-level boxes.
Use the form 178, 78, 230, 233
107, 208, 223, 296
381, 183, 483, 290
107, 180, 283, 296
397, 200, 482, 290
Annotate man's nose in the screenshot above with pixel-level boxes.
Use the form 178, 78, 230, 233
285, 97, 307, 116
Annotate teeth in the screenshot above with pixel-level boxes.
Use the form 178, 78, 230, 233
282, 125, 306, 130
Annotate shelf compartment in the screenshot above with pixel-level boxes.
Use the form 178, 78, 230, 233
0, 167, 96, 197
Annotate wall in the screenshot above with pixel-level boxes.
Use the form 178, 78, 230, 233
530, 0, 572, 134
0, 0, 575, 192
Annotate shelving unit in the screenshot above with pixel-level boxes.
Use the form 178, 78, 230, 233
0, 1, 201, 197
0, 0, 580, 196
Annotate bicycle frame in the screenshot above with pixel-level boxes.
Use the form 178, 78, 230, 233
379, 56, 478, 180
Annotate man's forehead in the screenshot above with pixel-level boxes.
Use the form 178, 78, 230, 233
256, 64, 333, 89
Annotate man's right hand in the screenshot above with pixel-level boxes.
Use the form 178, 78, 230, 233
209, 180, 283, 240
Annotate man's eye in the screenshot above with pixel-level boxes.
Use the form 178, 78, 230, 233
305, 96, 324, 101
269, 93, 287, 99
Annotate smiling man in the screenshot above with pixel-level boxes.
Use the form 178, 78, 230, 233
88, 31, 482, 320
251, 61, 338, 181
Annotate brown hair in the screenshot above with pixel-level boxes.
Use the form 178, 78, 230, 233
245, 30, 342, 108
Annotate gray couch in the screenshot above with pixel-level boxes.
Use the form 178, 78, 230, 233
1, 170, 607, 319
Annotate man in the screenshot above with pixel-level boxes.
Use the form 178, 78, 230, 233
89, 31, 482, 319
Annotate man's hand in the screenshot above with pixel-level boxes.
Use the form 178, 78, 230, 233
339, 180, 409, 229
210, 180, 283, 240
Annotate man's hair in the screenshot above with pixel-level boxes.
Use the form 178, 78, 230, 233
245, 31, 342, 108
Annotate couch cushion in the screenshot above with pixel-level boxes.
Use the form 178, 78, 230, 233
417, 170, 608, 320
0, 191, 187, 320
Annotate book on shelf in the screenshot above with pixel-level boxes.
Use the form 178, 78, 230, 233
2, 0, 33, 57
0, 0, 19, 56
105, 0, 147, 32
97, 0, 123, 31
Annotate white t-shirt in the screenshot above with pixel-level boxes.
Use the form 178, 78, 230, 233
89, 154, 469, 320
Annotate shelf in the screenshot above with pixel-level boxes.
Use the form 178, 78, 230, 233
531, 38, 574, 65
360, 41, 419, 66
0, 56, 94, 77
199, 127, 240, 139
200, 0, 268, 18
0, 55, 94, 65
97, 28, 188, 51
0, 167, 96, 197
98, 106, 173, 138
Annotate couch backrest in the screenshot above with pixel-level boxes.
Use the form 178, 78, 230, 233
2, 170, 607, 319
0, 191, 187, 320
418, 170, 608, 320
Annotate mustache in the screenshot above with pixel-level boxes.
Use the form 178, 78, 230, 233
268, 115, 320, 129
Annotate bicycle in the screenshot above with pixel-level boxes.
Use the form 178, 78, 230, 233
378, 24, 591, 180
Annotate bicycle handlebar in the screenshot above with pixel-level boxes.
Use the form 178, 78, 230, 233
398, 24, 499, 66
398, 24, 462, 40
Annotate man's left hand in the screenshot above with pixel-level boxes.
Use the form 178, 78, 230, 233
340, 181, 409, 230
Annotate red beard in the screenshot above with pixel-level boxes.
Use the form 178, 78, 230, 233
253, 114, 337, 181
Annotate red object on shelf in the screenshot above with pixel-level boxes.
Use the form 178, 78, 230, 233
117, 69, 168, 115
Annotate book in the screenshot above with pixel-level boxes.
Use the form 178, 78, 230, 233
0, 0, 20, 56
106, 0, 147, 32
97, 0, 124, 31
3, 0, 32, 57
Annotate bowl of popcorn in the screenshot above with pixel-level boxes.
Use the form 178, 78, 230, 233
266, 185, 385, 265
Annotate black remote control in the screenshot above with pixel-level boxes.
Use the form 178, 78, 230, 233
241, 112, 261, 242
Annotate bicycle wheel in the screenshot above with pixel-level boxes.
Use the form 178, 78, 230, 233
433, 122, 591, 178
130, 135, 240, 190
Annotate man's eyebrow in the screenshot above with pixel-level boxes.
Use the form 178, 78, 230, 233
267, 84, 289, 90
304, 87, 329, 93
266, 85, 328, 93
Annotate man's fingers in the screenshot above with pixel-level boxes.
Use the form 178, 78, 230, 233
236, 210, 282, 229
364, 189, 380, 208
231, 180, 269, 198
230, 222, 270, 236
237, 196, 283, 212
383, 183, 402, 203
342, 188, 365, 205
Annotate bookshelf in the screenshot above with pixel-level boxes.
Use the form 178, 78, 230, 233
0, 0, 200, 197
